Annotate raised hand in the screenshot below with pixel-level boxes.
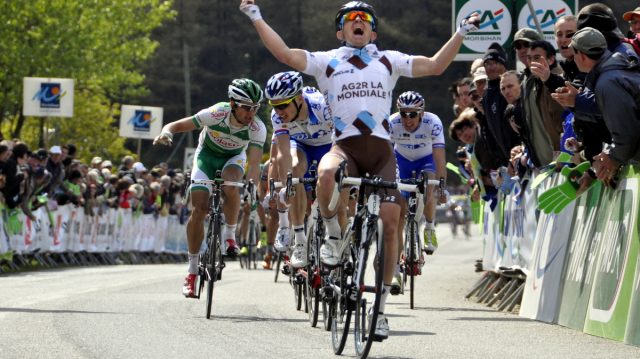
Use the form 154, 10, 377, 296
458, 12, 480, 36
240, 0, 262, 22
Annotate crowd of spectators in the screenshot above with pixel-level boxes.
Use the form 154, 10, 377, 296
0, 141, 188, 223
447, 3, 640, 205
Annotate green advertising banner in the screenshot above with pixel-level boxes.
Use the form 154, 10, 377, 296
557, 182, 604, 330
583, 174, 640, 341
453, 0, 577, 61
625, 249, 640, 345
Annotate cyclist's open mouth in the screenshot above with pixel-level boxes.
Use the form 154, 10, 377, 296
353, 28, 364, 36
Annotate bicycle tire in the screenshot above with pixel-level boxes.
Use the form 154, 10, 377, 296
408, 220, 418, 310
274, 253, 282, 282
354, 218, 385, 358
305, 221, 320, 327
205, 213, 221, 319
331, 264, 351, 355
295, 280, 303, 311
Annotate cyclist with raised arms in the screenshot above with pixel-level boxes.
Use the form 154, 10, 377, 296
266, 71, 334, 268
240, 0, 478, 339
388, 91, 448, 293
153, 78, 267, 298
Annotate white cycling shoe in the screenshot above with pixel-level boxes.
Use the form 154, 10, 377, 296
274, 227, 291, 252
290, 243, 308, 268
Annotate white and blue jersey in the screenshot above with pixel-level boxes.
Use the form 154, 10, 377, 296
271, 86, 333, 177
389, 111, 445, 179
271, 86, 334, 147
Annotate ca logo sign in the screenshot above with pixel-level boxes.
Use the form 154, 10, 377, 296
457, 0, 512, 53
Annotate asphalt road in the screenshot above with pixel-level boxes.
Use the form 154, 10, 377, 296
1, 226, 639, 359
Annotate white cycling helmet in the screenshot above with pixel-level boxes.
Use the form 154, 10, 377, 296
396, 91, 425, 110
265, 71, 303, 101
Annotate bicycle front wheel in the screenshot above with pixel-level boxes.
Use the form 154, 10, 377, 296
305, 221, 321, 327
330, 263, 352, 355
354, 218, 385, 358
407, 220, 418, 310
205, 214, 221, 319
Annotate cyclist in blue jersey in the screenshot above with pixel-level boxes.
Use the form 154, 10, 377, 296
388, 91, 448, 293
266, 71, 334, 268
241, 0, 478, 339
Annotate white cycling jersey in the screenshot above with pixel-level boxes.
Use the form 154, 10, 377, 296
303, 44, 415, 141
271, 86, 334, 146
388, 111, 445, 161
193, 102, 267, 155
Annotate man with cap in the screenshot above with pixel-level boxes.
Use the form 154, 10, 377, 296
623, 7, 640, 38
513, 27, 543, 69
45, 145, 68, 203
570, 27, 640, 186
472, 66, 488, 100
481, 42, 519, 167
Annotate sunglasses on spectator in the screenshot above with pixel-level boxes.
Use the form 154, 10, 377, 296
235, 102, 260, 112
342, 11, 374, 24
400, 111, 419, 119
268, 96, 296, 111
514, 41, 529, 50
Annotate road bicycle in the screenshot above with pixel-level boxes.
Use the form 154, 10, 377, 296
399, 172, 442, 309
192, 173, 245, 319
324, 161, 419, 358
275, 162, 325, 327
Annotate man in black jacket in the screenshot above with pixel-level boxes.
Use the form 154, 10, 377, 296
481, 42, 519, 166
571, 27, 640, 186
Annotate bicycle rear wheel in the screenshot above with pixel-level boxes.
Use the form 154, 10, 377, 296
354, 219, 385, 358
205, 214, 221, 319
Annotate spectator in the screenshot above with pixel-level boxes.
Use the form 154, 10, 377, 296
481, 42, 519, 164
472, 66, 488, 100
571, 27, 640, 186
22, 166, 52, 221
90, 156, 103, 169
45, 145, 66, 201
2, 142, 29, 209
522, 40, 566, 166
456, 77, 474, 110
623, 7, 640, 38
118, 155, 135, 178
512, 27, 543, 69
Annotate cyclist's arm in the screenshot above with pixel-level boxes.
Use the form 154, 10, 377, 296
161, 116, 198, 135
246, 145, 263, 185
433, 147, 448, 204
250, 15, 307, 71
275, 134, 292, 184
411, 33, 465, 77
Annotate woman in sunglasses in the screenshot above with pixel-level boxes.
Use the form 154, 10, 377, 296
240, 0, 479, 340
265, 71, 334, 269
389, 92, 447, 260
153, 78, 267, 298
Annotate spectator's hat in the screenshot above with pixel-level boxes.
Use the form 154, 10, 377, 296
35, 148, 48, 160
571, 27, 607, 56
101, 160, 113, 169
472, 67, 488, 83
469, 81, 478, 95
483, 42, 507, 66
623, 7, 640, 21
101, 168, 112, 180
49, 145, 62, 155
133, 161, 147, 173
91, 156, 103, 166
513, 28, 543, 44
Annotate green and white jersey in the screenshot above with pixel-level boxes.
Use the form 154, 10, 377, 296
192, 102, 267, 156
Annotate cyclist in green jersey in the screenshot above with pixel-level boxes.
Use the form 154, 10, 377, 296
153, 78, 267, 298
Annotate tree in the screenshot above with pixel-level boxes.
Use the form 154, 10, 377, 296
0, 0, 175, 163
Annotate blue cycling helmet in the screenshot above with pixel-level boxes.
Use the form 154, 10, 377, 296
397, 91, 425, 110
335, 1, 378, 31
265, 71, 304, 101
